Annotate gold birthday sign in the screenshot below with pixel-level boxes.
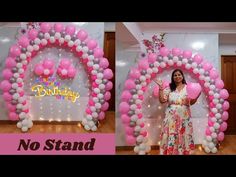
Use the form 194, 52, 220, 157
31, 85, 80, 103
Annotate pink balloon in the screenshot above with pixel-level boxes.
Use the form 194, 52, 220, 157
215, 79, 224, 89
172, 48, 182, 56
160, 47, 169, 56
126, 135, 136, 145
88, 100, 95, 106
40, 22, 51, 33
220, 122, 228, 132
105, 81, 113, 91
2, 69, 13, 80
0, 80, 12, 92
138, 113, 143, 119
121, 90, 132, 101
94, 48, 104, 58
138, 59, 149, 70
141, 131, 147, 137
5, 57, 16, 68
6, 103, 16, 112
125, 126, 134, 135
77, 29, 88, 41
205, 127, 211, 136
193, 54, 203, 64
18, 35, 29, 48
119, 102, 130, 114
98, 111, 105, 120
209, 69, 219, 79
60, 59, 71, 69
101, 102, 109, 111
121, 114, 130, 124
86, 108, 92, 114
186, 82, 202, 99
183, 50, 192, 59
99, 58, 109, 69
153, 85, 159, 97
54, 23, 64, 32
129, 68, 141, 79
43, 59, 54, 69
148, 53, 157, 63
103, 69, 113, 80
222, 101, 230, 111
209, 102, 215, 108
34, 64, 44, 76
217, 132, 225, 141
65, 25, 76, 35
87, 39, 98, 50
202, 62, 213, 71
220, 89, 229, 99
68, 67, 76, 78
3, 92, 12, 101
10, 45, 21, 57
92, 82, 98, 88
28, 29, 38, 40
208, 120, 214, 127
104, 91, 111, 101
9, 112, 19, 121
124, 79, 136, 90
222, 111, 229, 121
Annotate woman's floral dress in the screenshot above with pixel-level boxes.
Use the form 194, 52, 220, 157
160, 85, 195, 155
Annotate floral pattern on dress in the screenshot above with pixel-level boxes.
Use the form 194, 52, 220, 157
160, 85, 195, 155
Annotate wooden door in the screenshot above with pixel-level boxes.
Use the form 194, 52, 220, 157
221, 56, 236, 134
104, 32, 115, 111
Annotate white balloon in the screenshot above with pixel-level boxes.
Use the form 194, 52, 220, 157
68, 41, 74, 47
49, 37, 56, 43
140, 76, 146, 81
44, 33, 50, 39
213, 99, 219, 104
193, 68, 199, 74
34, 38, 41, 45
199, 69, 205, 75
16, 63, 23, 68
17, 78, 23, 83
139, 143, 146, 150
13, 73, 19, 78
41, 39, 48, 45
59, 38, 65, 44
97, 93, 103, 99
138, 90, 143, 95
136, 85, 142, 90
54, 32, 61, 39
135, 109, 142, 114
16, 103, 23, 109
95, 103, 101, 109
141, 82, 147, 87
152, 67, 158, 73
154, 61, 160, 67
208, 142, 215, 149
44, 69, 50, 75
192, 62, 198, 68
136, 135, 144, 143
211, 147, 218, 153
167, 60, 174, 66
147, 68, 153, 74
145, 74, 151, 79
90, 106, 96, 112
86, 115, 93, 120
93, 64, 99, 70
97, 73, 104, 79
99, 84, 105, 90
211, 117, 217, 122
88, 121, 95, 127
138, 150, 146, 155
177, 61, 182, 66
17, 121, 22, 128
88, 55, 95, 61
91, 97, 98, 103
74, 39, 81, 46
92, 112, 98, 118
18, 97, 26, 103
216, 104, 222, 109
21, 126, 28, 132
84, 125, 90, 131
87, 61, 94, 67
91, 126, 97, 131
22, 119, 28, 126
202, 139, 207, 146
199, 75, 205, 80
82, 118, 88, 125
134, 126, 141, 132
12, 83, 18, 89
82, 46, 89, 53
91, 70, 97, 75
182, 58, 188, 64
131, 115, 138, 121
135, 99, 142, 105
33, 45, 39, 51
82, 53, 88, 59
22, 60, 28, 65
210, 85, 216, 90
209, 90, 214, 95
215, 113, 221, 119
204, 82, 210, 88
133, 94, 138, 99
204, 146, 210, 153
95, 79, 102, 84
211, 132, 217, 139
28, 120, 33, 128
76, 45, 82, 52
211, 108, 218, 114
65, 35, 71, 42
204, 76, 210, 82
13, 93, 19, 100
160, 62, 166, 68
130, 104, 137, 110
26, 52, 31, 57
214, 93, 220, 99
19, 112, 26, 119
210, 127, 215, 132
206, 136, 212, 141
134, 146, 139, 153
27, 45, 33, 52
163, 56, 168, 62
17, 88, 23, 93
214, 123, 220, 129
173, 56, 179, 62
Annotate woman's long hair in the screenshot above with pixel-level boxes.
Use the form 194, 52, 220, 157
169, 69, 187, 92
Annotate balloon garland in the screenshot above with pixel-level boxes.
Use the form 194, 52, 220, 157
0, 22, 113, 132
119, 47, 229, 154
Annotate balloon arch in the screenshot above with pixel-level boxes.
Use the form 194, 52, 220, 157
1, 22, 113, 132
119, 47, 229, 154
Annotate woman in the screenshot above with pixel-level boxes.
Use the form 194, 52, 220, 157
154, 69, 201, 155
